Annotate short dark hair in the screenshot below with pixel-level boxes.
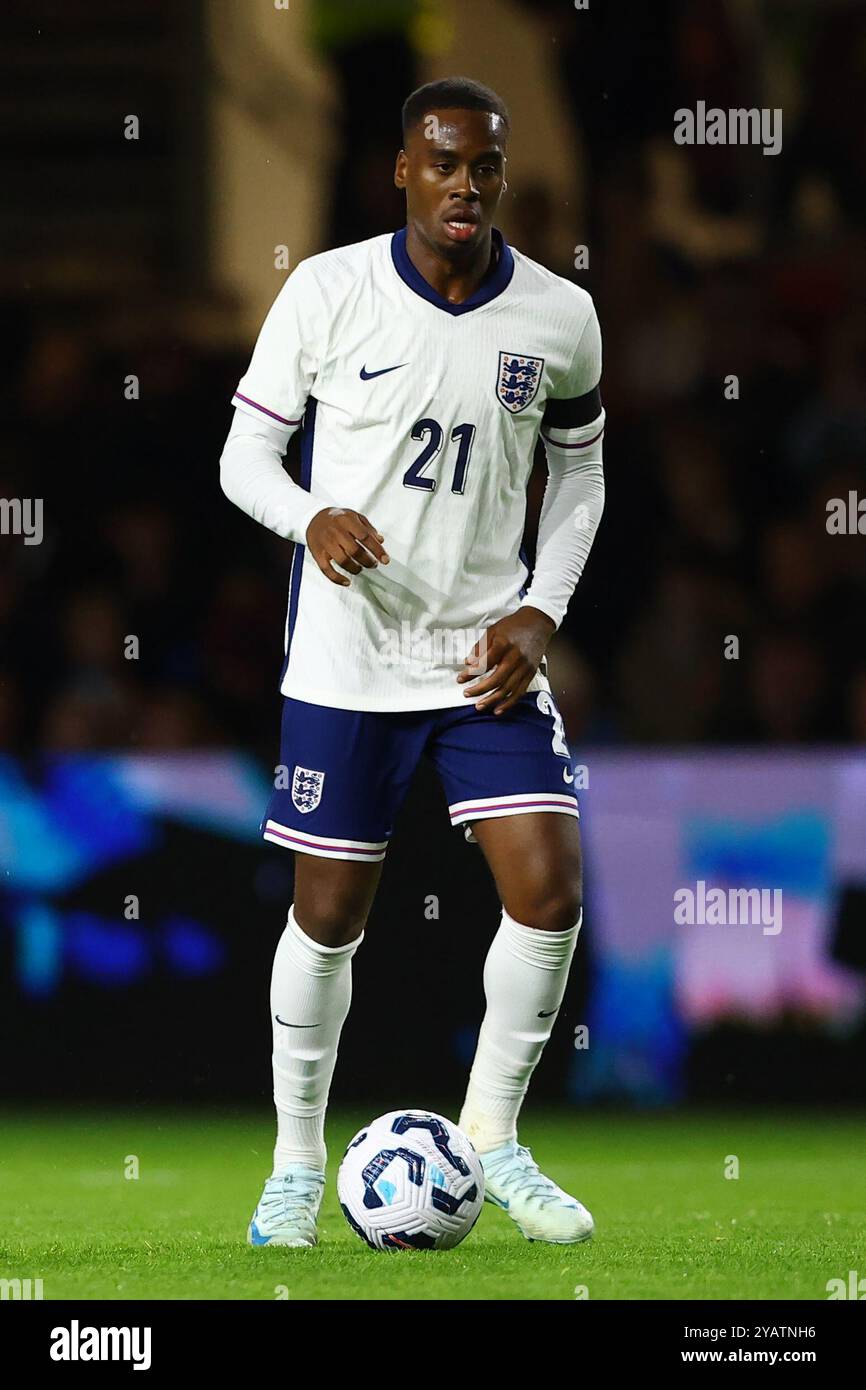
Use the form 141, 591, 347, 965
401, 77, 510, 143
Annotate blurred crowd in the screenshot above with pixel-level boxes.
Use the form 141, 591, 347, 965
1, 0, 864, 754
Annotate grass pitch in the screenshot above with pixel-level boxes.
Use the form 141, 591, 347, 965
1, 1107, 863, 1300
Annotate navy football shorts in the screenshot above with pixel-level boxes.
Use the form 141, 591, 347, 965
262, 690, 579, 863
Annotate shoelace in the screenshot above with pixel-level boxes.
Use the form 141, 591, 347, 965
488, 1144, 565, 1210
259, 1172, 324, 1224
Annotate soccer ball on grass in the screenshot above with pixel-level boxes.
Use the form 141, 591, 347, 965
337, 1109, 484, 1251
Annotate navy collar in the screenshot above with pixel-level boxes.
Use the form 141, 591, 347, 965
390, 226, 514, 315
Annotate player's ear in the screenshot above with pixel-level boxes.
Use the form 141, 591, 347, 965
394, 149, 407, 189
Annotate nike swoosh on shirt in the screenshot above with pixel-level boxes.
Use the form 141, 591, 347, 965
359, 363, 407, 380
275, 1016, 318, 1028
537, 1009, 558, 1018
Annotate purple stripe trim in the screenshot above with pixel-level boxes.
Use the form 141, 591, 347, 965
233, 391, 301, 427
451, 797, 577, 819
540, 426, 604, 451
265, 824, 385, 856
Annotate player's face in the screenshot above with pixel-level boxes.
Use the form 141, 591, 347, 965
395, 108, 507, 254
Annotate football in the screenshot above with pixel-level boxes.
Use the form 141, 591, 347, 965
337, 1109, 485, 1251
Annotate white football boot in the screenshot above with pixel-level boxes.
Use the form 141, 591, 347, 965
480, 1141, 594, 1244
247, 1165, 325, 1248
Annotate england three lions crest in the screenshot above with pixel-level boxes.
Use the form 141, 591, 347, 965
496, 351, 544, 413
291, 765, 325, 814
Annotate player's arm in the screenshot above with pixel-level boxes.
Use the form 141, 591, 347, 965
459, 304, 605, 713
516, 395, 605, 631
220, 263, 388, 584
220, 412, 389, 583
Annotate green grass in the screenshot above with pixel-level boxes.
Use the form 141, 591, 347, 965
1, 1108, 864, 1300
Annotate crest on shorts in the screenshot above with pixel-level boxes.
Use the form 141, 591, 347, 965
291, 765, 325, 814
496, 351, 544, 413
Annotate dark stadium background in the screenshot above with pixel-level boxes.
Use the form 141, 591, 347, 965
1, 0, 865, 1115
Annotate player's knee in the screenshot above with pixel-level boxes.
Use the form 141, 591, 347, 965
508, 882, 582, 934
536, 890, 582, 934
294, 893, 369, 948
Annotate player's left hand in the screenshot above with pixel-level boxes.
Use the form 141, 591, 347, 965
457, 607, 556, 715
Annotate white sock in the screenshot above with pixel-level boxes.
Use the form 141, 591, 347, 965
458, 907, 583, 1155
270, 904, 363, 1176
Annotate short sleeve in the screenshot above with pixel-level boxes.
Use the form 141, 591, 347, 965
231, 262, 325, 431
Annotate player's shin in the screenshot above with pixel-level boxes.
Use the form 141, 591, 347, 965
270, 903, 363, 1176
458, 906, 582, 1154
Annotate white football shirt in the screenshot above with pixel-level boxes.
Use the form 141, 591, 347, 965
231, 228, 604, 711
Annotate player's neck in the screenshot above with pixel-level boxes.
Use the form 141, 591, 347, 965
404, 224, 498, 306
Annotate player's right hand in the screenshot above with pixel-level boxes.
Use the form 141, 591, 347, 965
305, 507, 390, 586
